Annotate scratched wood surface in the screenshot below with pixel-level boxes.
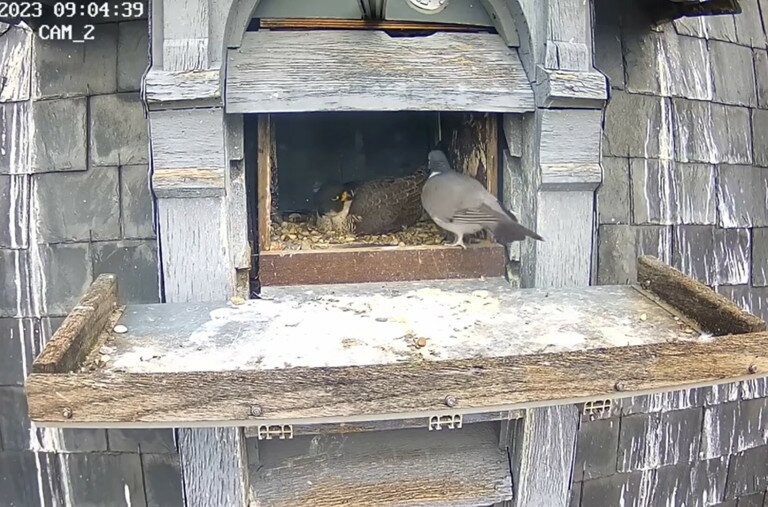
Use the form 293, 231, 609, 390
637, 255, 766, 335
226, 31, 535, 113
25, 330, 768, 424
32, 274, 118, 373
248, 424, 512, 506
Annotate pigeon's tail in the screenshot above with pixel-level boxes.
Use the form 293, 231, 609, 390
490, 218, 544, 243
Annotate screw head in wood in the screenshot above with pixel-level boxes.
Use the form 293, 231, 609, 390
249, 405, 263, 417
62, 407, 73, 419
444, 395, 458, 408
614, 381, 626, 392
748, 364, 758, 374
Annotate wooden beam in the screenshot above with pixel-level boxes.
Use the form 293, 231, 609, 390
486, 113, 499, 198
257, 18, 496, 32
32, 274, 118, 374
26, 331, 768, 424
259, 243, 506, 286
637, 255, 767, 335
257, 114, 272, 251
226, 31, 535, 113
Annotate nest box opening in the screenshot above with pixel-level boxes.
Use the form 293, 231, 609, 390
244, 111, 513, 289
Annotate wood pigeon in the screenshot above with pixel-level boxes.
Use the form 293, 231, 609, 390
420, 150, 543, 248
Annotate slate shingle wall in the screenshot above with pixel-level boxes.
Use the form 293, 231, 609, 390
570, 380, 768, 506
587, 3, 768, 504
0, 20, 181, 506
595, 0, 768, 325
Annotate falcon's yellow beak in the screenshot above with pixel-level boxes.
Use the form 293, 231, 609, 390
335, 190, 353, 202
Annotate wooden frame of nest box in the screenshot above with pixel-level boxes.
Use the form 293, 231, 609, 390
253, 111, 509, 287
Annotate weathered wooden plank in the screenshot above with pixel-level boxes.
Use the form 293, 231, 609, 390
256, 114, 272, 251
144, 68, 221, 105
637, 255, 767, 335
535, 190, 594, 287
162, 0, 209, 71
509, 405, 579, 507
534, 69, 608, 108
225, 114, 250, 269
151, 168, 225, 198
539, 109, 603, 166
259, 244, 507, 285
249, 425, 513, 507
178, 427, 248, 507
149, 107, 225, 170
25, 331, 768, 424
32, 274, 117, 373
502, 114, 523, 157
156, 197, 232, 302
257, 18, 497, 32
540, 163, 602, 191
226, 31, 535, 113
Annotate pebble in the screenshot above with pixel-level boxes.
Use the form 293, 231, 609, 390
113, 324, 128, 334
415, 337, 427, 348
639, 313, 647, 321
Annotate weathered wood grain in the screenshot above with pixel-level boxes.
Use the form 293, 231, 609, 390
539, 109, 603, 166
637, 256, 767, 335
259, 243, 506, 286
151, 168, 225, 198
149, 107, 225, 170
32, 274, 117, 373
162, 0, 209, 71
502, 114, 523, 157
25, 331, 768, 424
256, 114, 272, 251
144, 68, 221, 105
509, 405, 579, 507
535, 190, 594, 287
226, 115, 250, 269
156, 197, 232, 302
540, 163, 602, 191
179, 427, 249, 507
248, 424, 512, 507
534, 69, 608, 108
226, 31, 535, 113
441, 113, 499, 193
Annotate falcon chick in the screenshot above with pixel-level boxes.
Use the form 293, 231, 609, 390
420, 150, 543, 248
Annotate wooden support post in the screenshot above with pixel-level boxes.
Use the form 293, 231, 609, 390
508, 405, 580, 507
256, 114, 272, 251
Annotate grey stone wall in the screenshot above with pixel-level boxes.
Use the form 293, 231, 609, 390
594, 0, 768, 324
0, 21, 182, 506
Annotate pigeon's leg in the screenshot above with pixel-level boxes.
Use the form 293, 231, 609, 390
446, 233, 467, 249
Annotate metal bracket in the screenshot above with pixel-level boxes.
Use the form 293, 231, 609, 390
428, 414, 463, 431
257, 424, 294, 440
581, 399, 613, 422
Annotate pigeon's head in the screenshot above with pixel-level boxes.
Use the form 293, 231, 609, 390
427, 150, 452, 175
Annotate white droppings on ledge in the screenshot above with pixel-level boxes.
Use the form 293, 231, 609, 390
105, 282, 708, 374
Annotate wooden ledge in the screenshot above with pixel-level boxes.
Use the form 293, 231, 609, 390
23, 264, 768, 427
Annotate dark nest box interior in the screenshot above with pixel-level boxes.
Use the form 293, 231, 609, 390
244, 112, 506, 288
230, 1, 536, 288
